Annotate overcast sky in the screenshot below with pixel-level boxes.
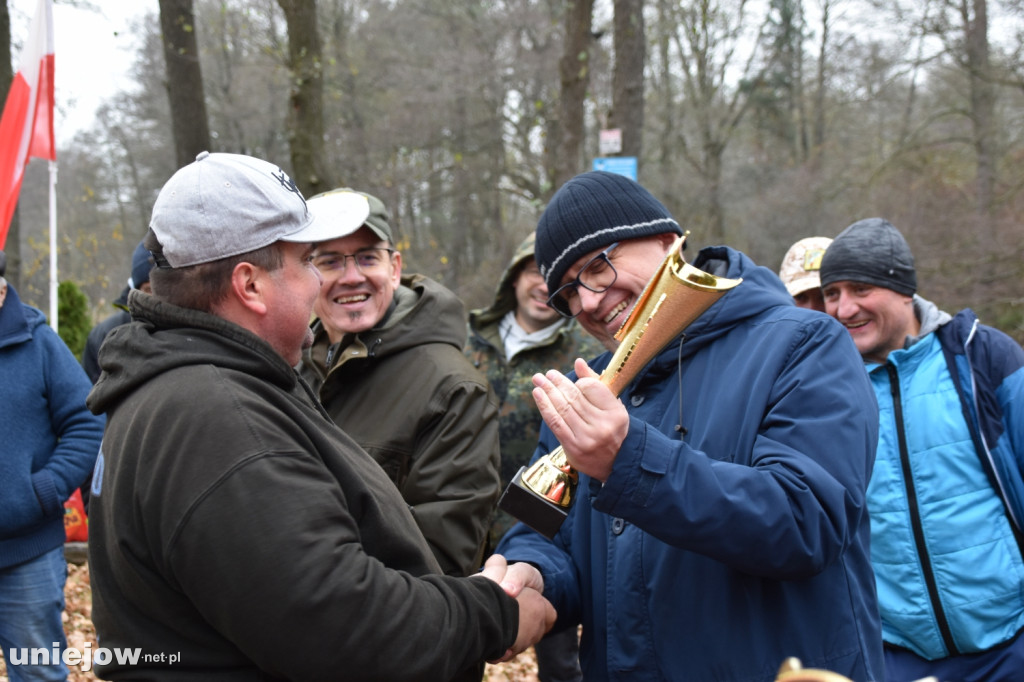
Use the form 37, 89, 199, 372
9, 0, 158, 143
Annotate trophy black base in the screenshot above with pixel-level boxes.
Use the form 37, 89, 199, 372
498, 467, 569, 539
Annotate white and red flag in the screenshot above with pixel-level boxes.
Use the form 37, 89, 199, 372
0, 0, 55, 249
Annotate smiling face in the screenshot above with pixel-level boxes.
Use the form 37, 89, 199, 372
312, 226, 401, 342
562, 233, 677, 348
512, 258, 560, 333
822, 280, 920, 364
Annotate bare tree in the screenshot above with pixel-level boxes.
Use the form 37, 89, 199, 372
670, 0, 773, 244
608, 0, 645, 166
550, 0, 595, 192
962, 0, 996, 225
276, 0, 334, 196
1, 0, 19, 282
158, 0, 212, 168
812, 0, 832, 151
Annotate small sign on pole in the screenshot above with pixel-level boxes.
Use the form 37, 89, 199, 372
599, 129, 622, 156
593, 156, 637, 181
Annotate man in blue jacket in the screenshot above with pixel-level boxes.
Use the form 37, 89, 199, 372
0, 250, 104, 681
820, 217, 1024, 682
495, 171, 885, 681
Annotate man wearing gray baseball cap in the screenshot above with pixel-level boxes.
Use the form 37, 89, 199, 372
820, 217, 1024, 682
85, 151, 554, 681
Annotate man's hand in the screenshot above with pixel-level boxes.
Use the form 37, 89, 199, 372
476, 554, 544, 596
532, 357, 629, 482
475, 555, 557, 662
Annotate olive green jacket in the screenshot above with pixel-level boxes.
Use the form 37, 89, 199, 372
301, 274, 501, 577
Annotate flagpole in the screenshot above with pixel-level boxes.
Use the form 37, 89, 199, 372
48, 159, 57, 331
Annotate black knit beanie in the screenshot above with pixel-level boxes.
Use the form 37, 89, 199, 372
819, 217, 916, 296
535, 171, 683, 293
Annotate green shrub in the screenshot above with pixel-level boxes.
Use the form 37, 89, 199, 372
58, 280, 91, 361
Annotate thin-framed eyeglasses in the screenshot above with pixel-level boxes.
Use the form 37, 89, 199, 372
546, 242, 619, 318
313, 247, 395, 274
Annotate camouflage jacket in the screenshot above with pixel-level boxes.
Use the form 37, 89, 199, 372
466, 245, 602, 544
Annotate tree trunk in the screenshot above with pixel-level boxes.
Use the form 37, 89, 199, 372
812, 0, 828, 152
609, 0, 645, 170
965, 0, 995, 227
551, 0, 594, 193
158, 0, 211, 169
1, 0, 19, 282
277, 0, 334, 197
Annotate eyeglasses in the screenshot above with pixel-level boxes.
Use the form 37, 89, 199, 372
313, 247, 395, 274
546, 242, 619, 318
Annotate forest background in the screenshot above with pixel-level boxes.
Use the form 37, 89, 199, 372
1, 0, 1022, 342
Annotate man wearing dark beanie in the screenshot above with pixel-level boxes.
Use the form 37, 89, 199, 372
82, 240, 155, 384
820, 218, 1024, 682
496, 171, 884, 681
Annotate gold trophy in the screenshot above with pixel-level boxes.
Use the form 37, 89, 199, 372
497, 235, 742, 537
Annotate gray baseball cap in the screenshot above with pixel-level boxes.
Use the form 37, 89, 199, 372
307, 187, 393, 243
149, 151, 358, 268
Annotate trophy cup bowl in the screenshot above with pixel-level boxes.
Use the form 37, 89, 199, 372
497, 235, 742, 538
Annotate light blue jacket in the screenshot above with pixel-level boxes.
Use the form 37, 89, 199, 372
867, 298, 1024, 659
498, 247, 884, 682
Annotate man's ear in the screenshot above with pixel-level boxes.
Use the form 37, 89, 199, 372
389, 249, 403, 287
229, 262, 268, 315
657, 231, 679, 250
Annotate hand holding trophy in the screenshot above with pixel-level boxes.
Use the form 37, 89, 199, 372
497, 234, 742, 537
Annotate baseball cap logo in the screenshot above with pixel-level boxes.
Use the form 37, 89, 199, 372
802, 248, 826, 271
272, 167, 306, 209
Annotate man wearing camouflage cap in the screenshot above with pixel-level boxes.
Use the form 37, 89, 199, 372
778, 236, 832, 312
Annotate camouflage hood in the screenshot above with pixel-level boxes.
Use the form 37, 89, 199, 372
468, 232, 538, 329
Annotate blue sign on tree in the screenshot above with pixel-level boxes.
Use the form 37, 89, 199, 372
592, 156, 638, 181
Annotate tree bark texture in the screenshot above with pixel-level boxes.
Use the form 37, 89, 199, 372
1, 0, 19, 280
965, 0, 995, 225
609, 0, 645, 170
552, 0, 594, 193
158, 0, 212, 169
277, 0, 334, 197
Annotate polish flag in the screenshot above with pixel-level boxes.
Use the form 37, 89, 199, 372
0, 0, 55, 249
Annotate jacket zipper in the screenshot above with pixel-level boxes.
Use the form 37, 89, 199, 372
887, 362, 959, 656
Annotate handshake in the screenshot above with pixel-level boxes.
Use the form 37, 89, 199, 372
475, 554, 557, 663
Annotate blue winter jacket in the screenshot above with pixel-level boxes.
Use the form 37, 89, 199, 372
0, 284, 104, 568
498, 246, 885, 682
867, 302, 1024, 660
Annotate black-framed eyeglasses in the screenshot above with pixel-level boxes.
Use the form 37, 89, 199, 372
546, 242, 619, 318
313, 247, 395, 274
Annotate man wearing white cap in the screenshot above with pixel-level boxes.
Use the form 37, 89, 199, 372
86, 152, 553, 681
778, 237, 832, 312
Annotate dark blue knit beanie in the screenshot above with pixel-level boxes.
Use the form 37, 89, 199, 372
535, 171, 683, 293
130, 240, 154, 289
819, 217, 916, 296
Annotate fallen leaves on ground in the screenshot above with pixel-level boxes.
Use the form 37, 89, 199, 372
0, 559, 539, 681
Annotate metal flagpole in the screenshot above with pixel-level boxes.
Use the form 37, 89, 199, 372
48, 159, 57, 331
